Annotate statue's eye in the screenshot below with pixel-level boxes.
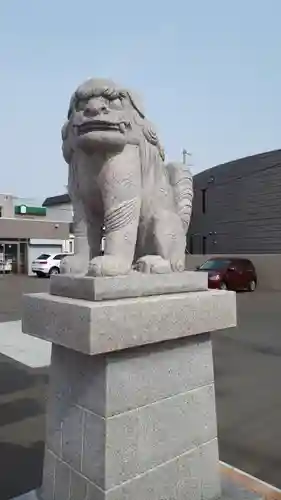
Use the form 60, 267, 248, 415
110, 98, 123, 110
75, 99, 87, 112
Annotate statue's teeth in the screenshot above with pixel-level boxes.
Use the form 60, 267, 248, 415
119, 122, 126, 133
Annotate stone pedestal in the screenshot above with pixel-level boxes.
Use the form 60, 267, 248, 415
22, 272, 236, 500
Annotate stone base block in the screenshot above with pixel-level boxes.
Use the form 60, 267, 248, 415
14, 474, 265, 500
50, 271, 208, 301
39, 440, 219, 500
38, 333, 219, 499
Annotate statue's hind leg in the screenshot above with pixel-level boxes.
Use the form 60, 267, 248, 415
155, 210, 186, 271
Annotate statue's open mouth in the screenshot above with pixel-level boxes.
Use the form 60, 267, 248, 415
78, 121, 125, 135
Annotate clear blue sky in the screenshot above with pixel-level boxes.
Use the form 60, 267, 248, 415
1, 0, 281, 198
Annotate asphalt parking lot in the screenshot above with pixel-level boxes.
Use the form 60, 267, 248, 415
213, 291, 281, 487
0, 275, 281, 497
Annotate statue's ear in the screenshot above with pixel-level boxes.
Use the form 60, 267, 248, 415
61, 121, 73, 164
61, 121, 69, 141
126, 90, 145, 119
67, 92, 76, 119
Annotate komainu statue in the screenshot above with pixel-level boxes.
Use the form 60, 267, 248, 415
61, 78, 193, 276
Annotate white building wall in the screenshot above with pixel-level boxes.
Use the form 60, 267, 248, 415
46, 203, 73, 222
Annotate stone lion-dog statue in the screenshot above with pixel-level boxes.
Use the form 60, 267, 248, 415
61, 78, 193, 276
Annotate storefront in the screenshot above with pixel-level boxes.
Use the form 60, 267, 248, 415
0, 217, 70, 274
0, 239, 28, 274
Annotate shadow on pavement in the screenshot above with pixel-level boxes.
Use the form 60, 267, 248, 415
0, 354, 47, 396
0, 441, 44, 500
0, 353, 48, 499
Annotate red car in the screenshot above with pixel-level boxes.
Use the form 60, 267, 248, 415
195, 257, 257, 292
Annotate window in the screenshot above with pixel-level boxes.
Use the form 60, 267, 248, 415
37, 254, 50, 260
201, 189, 207, 213
199, 259, 231, 271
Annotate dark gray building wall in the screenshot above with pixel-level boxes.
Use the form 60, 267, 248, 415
188, 149, 281, 254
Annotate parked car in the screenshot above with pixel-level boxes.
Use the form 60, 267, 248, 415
195, 257, 257, 292
32, 253, 72, 278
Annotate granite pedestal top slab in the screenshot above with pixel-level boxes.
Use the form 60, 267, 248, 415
49, 271, 208, 302
22, 289, 236, 355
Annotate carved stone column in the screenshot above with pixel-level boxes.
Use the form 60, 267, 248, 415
22, 272, 236, 500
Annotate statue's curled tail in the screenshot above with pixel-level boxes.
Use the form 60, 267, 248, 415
166, 162, 193, 232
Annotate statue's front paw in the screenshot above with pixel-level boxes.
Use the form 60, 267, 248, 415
87, 255, 132, 277
135, 255, 172, 274
60, 255, 89, 275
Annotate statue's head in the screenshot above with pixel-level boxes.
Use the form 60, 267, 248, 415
62, 78, 165, 164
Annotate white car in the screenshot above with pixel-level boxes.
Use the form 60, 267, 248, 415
32, 253, 72, 277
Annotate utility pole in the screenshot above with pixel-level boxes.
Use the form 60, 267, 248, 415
182, 149, 193, 168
